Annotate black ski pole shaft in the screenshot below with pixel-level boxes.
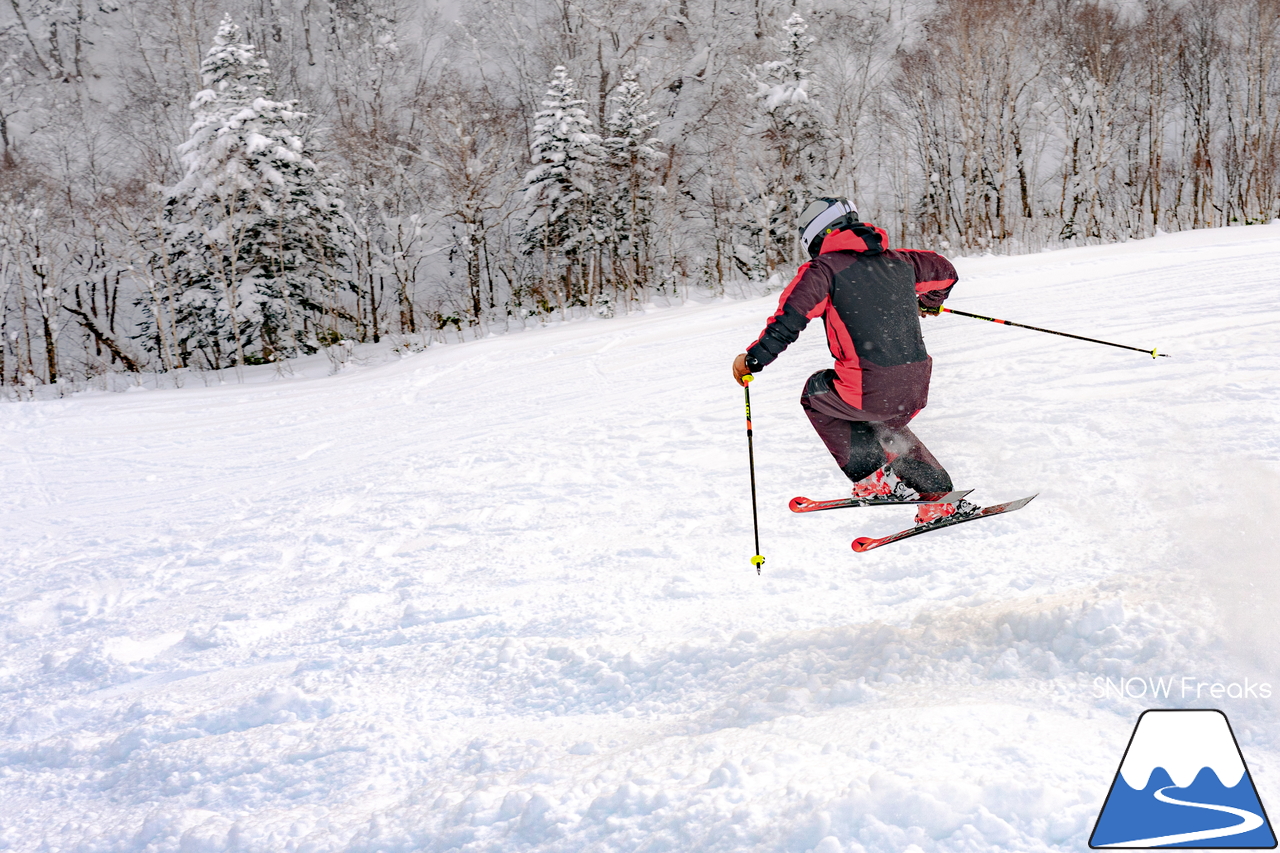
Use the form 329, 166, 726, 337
743, 376, 765, 575
939, 307, 1170, 358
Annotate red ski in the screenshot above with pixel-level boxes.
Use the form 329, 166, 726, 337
851, 495, 1037, 552
790, 489, 971, 513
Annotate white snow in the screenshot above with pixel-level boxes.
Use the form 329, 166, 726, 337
2, 224, 1279, 852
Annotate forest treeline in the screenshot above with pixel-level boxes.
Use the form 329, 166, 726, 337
1, 0, 1277, 391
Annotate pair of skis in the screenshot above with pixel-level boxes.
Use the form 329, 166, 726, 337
789, 489, 1037, 552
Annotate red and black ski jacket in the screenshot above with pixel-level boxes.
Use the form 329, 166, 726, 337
745, 222, 957, 418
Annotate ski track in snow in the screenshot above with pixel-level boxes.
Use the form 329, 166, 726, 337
1, 225, 1278, 852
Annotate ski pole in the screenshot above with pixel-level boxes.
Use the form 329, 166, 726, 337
743, 375, 765, 575
935, 307, 1170, 358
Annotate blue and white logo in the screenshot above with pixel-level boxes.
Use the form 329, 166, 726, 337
1091, 709, 1276, 848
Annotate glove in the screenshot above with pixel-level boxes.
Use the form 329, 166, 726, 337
918, 303, 941, 317
732, 353, 754, 386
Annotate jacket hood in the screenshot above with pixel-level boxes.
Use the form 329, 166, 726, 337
819, 222, 888, 255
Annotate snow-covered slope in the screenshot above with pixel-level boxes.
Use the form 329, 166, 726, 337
2, 225, 1279, 853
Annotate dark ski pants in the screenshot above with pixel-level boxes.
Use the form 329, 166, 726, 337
800, 369, 953, 493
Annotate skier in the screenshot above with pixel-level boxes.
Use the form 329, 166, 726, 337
731, 198, 975, 525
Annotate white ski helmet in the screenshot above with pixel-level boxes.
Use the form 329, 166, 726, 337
798, 197, 859, 258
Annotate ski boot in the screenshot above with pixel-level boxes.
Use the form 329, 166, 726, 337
851, 465, 918, 501
914, 498, 980, 525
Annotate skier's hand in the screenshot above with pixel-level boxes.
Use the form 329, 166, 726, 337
732, 353, 753, 386
918, 303, 941, 317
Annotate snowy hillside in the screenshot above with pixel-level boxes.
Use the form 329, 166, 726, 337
2, 224, 1279, 853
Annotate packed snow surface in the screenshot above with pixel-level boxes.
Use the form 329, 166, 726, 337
3, 225, 1279, 852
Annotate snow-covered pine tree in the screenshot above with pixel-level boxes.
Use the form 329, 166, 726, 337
602, 69, 664, 298
521, 66, 605, 309
746, 13, 833, 274
161, 17, 351, 369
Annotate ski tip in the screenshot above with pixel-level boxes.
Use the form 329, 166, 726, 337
788, 497, 812, 512
851, 537, 874, 552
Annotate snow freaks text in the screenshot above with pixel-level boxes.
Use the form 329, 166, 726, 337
1093, 677, 1273, 701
